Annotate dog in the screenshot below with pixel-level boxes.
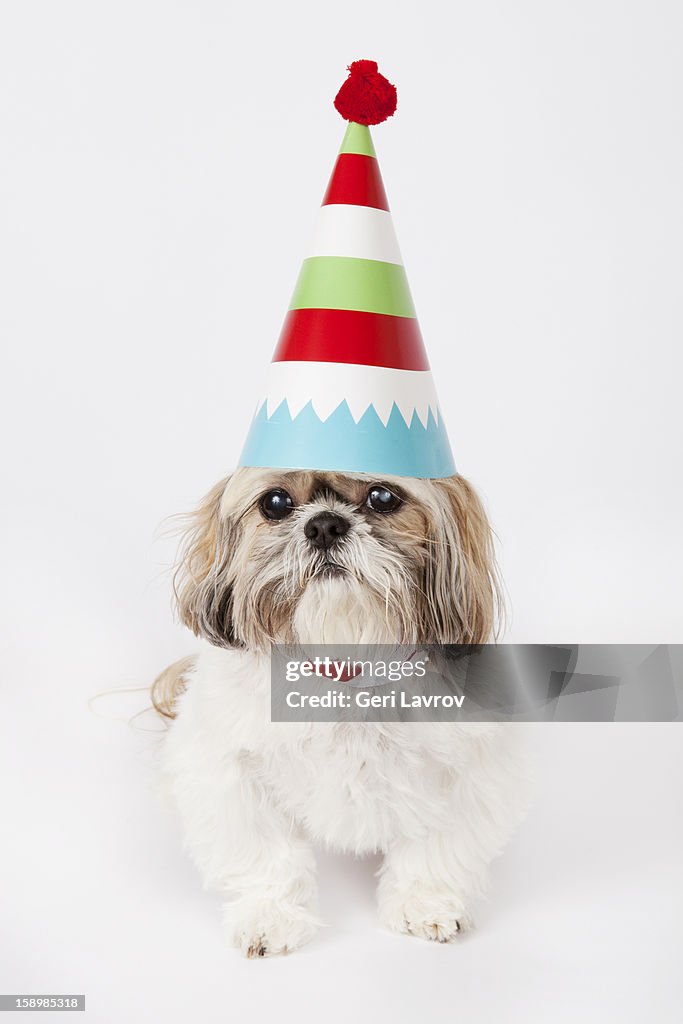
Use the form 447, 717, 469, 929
153, 467, 527, 956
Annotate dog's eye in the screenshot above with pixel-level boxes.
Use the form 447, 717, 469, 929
260, 489, 295, 521
366, 486, 402, 513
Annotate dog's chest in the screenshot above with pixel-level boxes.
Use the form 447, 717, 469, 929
197, 647, 463, 853
262, 723, 456, 853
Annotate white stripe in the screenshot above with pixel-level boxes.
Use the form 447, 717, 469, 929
307, 205, 403, 265
258, 361, 440, 428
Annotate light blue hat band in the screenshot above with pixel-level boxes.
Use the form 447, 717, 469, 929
239, 400, 456, 479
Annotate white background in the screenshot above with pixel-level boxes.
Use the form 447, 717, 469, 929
1, 1, 682, 1022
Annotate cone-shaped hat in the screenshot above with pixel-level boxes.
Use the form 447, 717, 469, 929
239, 60, 456, 478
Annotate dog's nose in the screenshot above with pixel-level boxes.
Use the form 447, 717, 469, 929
304, 511, 350, 550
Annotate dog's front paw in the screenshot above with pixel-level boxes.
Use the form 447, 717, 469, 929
378, 884, 473, 944
223, 896, 321, 958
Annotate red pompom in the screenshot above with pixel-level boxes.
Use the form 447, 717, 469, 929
334, 60, 397, 126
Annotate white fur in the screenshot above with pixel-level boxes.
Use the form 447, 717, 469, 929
161, 627, 527, 955
160, 473, 528, 956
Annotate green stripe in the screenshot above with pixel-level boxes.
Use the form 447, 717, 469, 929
339, 122, 376, 158
289, 256, 416, 318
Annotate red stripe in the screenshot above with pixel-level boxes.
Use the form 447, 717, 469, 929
272, 308, 429, 371
322, 154, 390, 211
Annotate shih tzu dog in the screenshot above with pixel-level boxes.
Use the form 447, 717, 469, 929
153, 467, 526, 957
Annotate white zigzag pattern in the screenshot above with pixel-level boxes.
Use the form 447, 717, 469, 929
257, 361, 440, 428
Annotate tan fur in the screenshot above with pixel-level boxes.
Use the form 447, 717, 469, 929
154, 468, 501, 718
173, 477, 235, 646
429, 475, 502, 643
151, 655, 195, 720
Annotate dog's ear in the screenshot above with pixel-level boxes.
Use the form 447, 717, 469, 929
420, 475, 500, 644
173, 477, 242, 648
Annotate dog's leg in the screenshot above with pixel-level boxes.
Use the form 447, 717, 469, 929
165, 743, 320, 957
220, 805, 321, 959
377, 830, 480, 942
377, 729, 527, 942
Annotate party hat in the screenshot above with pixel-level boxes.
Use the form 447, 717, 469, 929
239, 60, 456, 478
